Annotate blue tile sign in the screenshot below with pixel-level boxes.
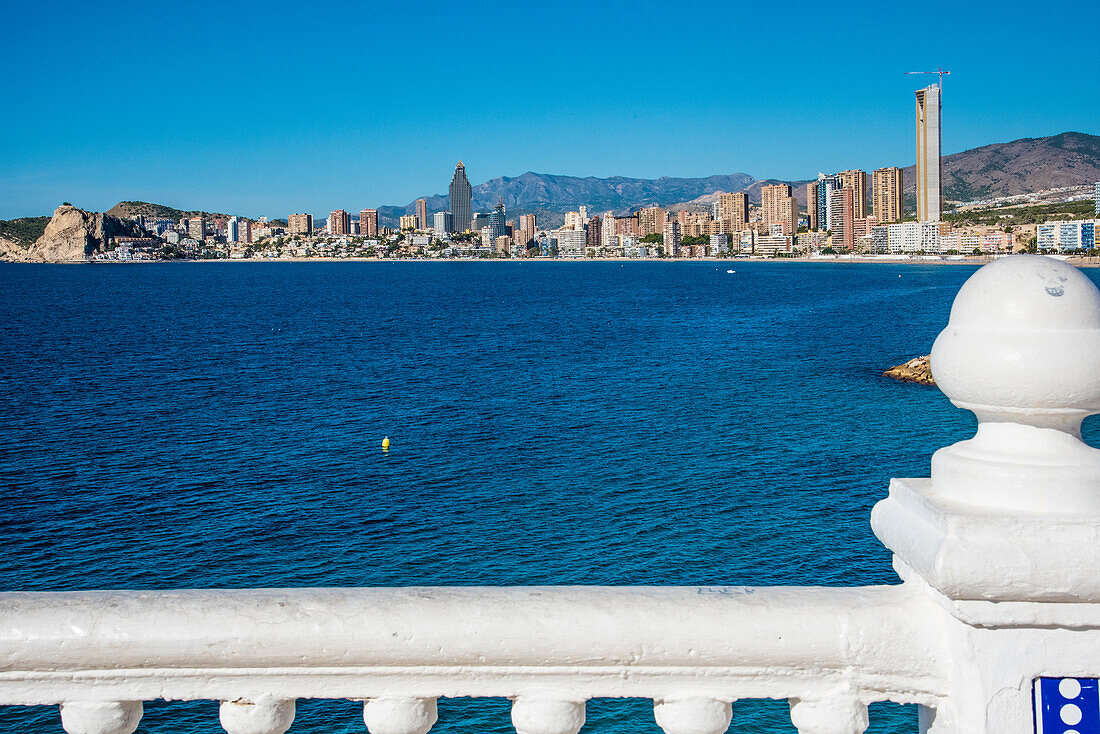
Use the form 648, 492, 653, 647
1035, 678, 1100, 734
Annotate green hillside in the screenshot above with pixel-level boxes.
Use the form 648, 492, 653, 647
106, 201, 240, 221
0, 216, 50, 248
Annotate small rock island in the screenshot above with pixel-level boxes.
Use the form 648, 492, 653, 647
883, 355, 935, 386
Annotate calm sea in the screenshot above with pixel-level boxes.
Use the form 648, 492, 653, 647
4, 261, 1088, 733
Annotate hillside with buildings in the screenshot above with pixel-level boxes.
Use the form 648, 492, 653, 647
903, 131, 1100, 205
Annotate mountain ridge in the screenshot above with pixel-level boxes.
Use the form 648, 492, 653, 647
381, 131, 1100, 226
14, 131, 1094, 229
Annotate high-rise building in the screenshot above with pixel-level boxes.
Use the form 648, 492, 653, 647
827, 187, 845, 241
805, 182, 819, 231
872, 167, 904, 224
227, 216, 239, 243
449, 161, 473, 232
239, 219, 252, 243
915, 84, 942, 222
601, 212, 617, 248
587, 216, 601, 249
638, 206, 666, 236
399, 214, 418, 230
840, 188, 855, 251
663, 220, 681, 257
488, 202, 506, 241
188, 218, 206, 240
816, 174, 842, 231
433, 211, 454, 236
838, 170, 867, 219
717, 192, 749, 231
518, 214, 537, 248
288, 213, 313, 234
1094, 181, 1099, 216
329, 210, 350, 235
360, 209, 378, 237
761, 184, 797, 236
415, 199, 427, 229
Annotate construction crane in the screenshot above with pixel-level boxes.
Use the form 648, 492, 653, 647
905, 68, 950, 88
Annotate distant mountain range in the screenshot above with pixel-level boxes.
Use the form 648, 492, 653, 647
6, 132, 1096, 233
379, 131, 1100, 227
378, 172, 756, 228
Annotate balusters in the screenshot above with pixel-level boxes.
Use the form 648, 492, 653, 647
788, 697, 869, 734
511, 697, 586, 734
219, 697, 295, 734
59, 702, 142, 734
654, 697, 732, 734
363, 696, 438, 734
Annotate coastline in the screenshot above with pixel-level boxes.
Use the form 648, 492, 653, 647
6, 255, 1100, 267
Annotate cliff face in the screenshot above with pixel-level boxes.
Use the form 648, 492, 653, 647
26, 205, 146, 261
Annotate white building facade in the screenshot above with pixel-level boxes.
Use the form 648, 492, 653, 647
1036, 220, 1097, 252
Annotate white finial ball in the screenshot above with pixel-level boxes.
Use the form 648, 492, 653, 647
931, 255, 1100, 427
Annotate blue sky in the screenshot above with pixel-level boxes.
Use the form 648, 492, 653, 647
2, 0, 1097, 219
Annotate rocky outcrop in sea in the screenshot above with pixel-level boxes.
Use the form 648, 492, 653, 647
883, 355, 935, 386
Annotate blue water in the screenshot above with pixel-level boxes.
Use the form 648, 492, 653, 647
2, 261, 1078, 733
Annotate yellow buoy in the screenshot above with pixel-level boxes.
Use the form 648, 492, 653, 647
382, 436, 390, 451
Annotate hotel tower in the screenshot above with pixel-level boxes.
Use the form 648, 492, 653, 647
449, 162, 473, 233
915, 84, 942, 222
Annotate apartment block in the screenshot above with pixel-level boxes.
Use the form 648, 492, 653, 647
872, 167, 904, 224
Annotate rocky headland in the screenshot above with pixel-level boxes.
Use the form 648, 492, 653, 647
0, 205, 146, 262
883, 355, 935, 386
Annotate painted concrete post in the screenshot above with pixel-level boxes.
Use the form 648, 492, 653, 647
873, 255, 1100, 734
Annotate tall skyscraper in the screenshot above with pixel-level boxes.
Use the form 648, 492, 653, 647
227, 216, 240, 243
415, 199, 428, 229
873, 167, 904, 224
663, 220, 681, 257
587, 216, 601, 249
838, 170, 867, 219
840, 188, 855, 250
717, 192, 749, 231
288, 213, 313, 234
817, 174, 841, 231
488, 201, 506, 241
360, 209, 378, 237
805, 182, 819, 231
518, 214, 537, 248
449, 162, 473, 232
1093, 181, 1099, 216
761, 184, 797, 236
915, 84, 942, 222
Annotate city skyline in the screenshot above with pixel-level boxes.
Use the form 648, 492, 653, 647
2, 0, 1098, 220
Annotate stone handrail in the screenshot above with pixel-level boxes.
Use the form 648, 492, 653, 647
3, 256, 1100, 734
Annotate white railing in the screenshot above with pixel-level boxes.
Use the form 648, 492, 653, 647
2, 256, 1100, 734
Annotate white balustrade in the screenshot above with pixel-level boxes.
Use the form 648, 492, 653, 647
1, 255, 1098, 734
